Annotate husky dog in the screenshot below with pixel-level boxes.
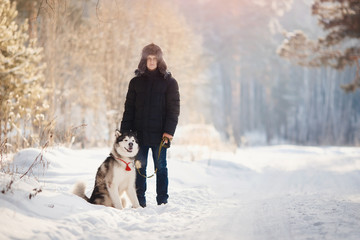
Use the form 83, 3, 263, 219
73, 130, 140, 209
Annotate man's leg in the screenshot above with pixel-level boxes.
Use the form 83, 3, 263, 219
152, 146, 168, 205
136, 145, 149, 207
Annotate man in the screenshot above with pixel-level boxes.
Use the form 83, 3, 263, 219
120, 43, 180, 207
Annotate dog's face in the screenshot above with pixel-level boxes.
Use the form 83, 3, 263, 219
114, 130, 139, 158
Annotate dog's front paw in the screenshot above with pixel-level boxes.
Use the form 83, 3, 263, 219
135, 160, 141, 169
132, 203, 140, 208
115, 204, 123, 210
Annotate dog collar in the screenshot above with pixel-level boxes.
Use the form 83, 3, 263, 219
113, 156, 132, 171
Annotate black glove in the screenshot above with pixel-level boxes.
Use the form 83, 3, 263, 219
162, 136, 171, 148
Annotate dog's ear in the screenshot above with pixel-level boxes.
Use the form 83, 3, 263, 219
115, 129, 121, 138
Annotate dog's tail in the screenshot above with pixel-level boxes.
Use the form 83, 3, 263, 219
72, 182, 90, 202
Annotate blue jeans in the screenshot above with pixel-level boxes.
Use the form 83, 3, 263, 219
136, 145, 168, 206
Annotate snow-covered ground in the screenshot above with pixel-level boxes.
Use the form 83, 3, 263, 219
1, 144, 360, 240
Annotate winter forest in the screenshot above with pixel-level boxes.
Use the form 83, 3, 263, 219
1, 1, 360, 239
1, 0, 360, 151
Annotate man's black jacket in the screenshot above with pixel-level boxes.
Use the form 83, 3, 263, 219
120, 69, 180, 146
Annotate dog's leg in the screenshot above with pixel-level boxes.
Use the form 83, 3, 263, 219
107, 182, 123, 209
127, 186, 140, 208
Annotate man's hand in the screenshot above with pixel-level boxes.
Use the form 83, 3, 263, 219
162, 133, 173, 144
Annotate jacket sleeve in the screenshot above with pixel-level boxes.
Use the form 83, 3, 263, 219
164, 78, 180, 136
120, 78, 136, 132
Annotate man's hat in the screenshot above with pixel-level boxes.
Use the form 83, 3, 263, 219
141, 43, 163, 61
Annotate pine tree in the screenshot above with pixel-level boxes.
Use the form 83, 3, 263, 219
0, 0, 48, 148
277, 0, 360, 92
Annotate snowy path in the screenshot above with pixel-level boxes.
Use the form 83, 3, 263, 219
192, 147, 360, 240
1, 145, 360, 239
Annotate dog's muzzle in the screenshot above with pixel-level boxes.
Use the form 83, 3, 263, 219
125, 142, 133, 152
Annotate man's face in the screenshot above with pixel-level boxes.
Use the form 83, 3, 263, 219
146, 55, 158, 71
